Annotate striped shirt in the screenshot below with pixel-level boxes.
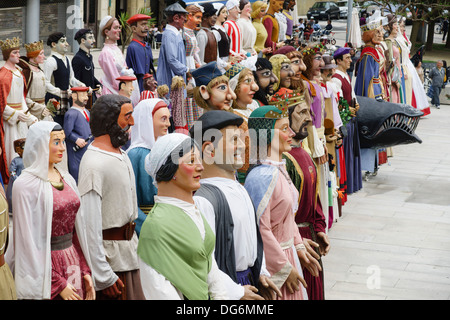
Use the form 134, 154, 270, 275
224, 20, 242, 56
139, 90, 157, 102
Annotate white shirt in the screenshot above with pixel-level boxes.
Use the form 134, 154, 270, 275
331, 69, 353, 100
43, 51, 84, 97
194, 177, 270, 300
237, 18, 257, 54
80, 145, 138, 291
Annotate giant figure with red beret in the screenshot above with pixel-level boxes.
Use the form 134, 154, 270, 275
125, 14, 156, 92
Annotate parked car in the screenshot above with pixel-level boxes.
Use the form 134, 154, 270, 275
337, 0, 348, 19
307, 1, 341, 21
355, 1, 378, 17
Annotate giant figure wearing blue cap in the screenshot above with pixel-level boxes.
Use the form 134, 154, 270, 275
156, 2, 189, 92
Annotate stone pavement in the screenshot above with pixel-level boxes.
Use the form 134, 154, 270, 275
323, 102, 450, 300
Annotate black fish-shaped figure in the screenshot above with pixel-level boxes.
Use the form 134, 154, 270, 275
356, 96, 424, 149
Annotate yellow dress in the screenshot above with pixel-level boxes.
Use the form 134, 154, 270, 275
0, 189, 17, 300
252, 18, 268, 54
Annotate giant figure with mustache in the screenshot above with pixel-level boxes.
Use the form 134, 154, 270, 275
125, 13, 156, 92
253, 57, 278, 105
281, 87, 330, 300
77, 94, 145, 300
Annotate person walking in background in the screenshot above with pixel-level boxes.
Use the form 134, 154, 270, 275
415, 60, 424, 84
429, 60, 445, 109
442, 17, 448, 42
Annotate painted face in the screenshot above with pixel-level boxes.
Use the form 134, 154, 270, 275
289, 57, 306, 76
236, 73, 259, 106
205, 81, 236, 111
32, 50, 46, 65
73, 91, 89, 107
54, 37, 69, 54
399, 21, 405, 34
390, 22, 399, 37
228, 6, 240, 20
145, 75, 158, 91
174, 146, 204, 192
270, 117, 294, 155
217, 7, 228, 23
279, 62, 295, 89
338, 53, 352, 71
14, 140, 26, 158
152, 106, 171, 139
134, 19, 149, 37
321, 67, 334, 81
288, 0, 296, 10
206, 14, 217, 27
105, 19, 122, 41
211, 125, 245, 171
48, 130, 66, 165
258, 6, 267, 18
120, 81, 134, 98
83, 32, 96, 49
187, 12, 203, 30
242, 3, 252, 18
255, 68, 278, 95
289, 102, 312, 136
117, 102, 134, 132
174, 13, 188, 30
311, 54, 324, 77
8, 49, 20, 64
372, 27, 383, 44
271, 0, 284, 12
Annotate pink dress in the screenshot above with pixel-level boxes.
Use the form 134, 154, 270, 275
258, 162, 307, 300
50, 179, 90, 300
389, 41, 402, 104
98, 43, 127, 95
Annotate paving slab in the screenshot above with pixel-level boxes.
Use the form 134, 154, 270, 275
323, 102, 450, 300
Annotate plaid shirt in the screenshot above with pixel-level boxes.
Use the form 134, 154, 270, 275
183, 28, 197, 57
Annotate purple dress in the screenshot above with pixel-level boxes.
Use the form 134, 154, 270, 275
305, 80, 324, 129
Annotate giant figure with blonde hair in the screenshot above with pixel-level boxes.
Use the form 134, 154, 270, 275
191, 61, 236, 112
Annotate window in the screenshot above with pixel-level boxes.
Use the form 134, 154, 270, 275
312, 2, 327, 9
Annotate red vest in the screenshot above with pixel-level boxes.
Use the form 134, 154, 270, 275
332, 73, 352, 105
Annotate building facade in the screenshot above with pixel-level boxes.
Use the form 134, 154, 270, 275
0, 0, 151, 55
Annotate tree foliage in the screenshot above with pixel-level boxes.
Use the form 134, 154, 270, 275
354, 0, 450, 49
